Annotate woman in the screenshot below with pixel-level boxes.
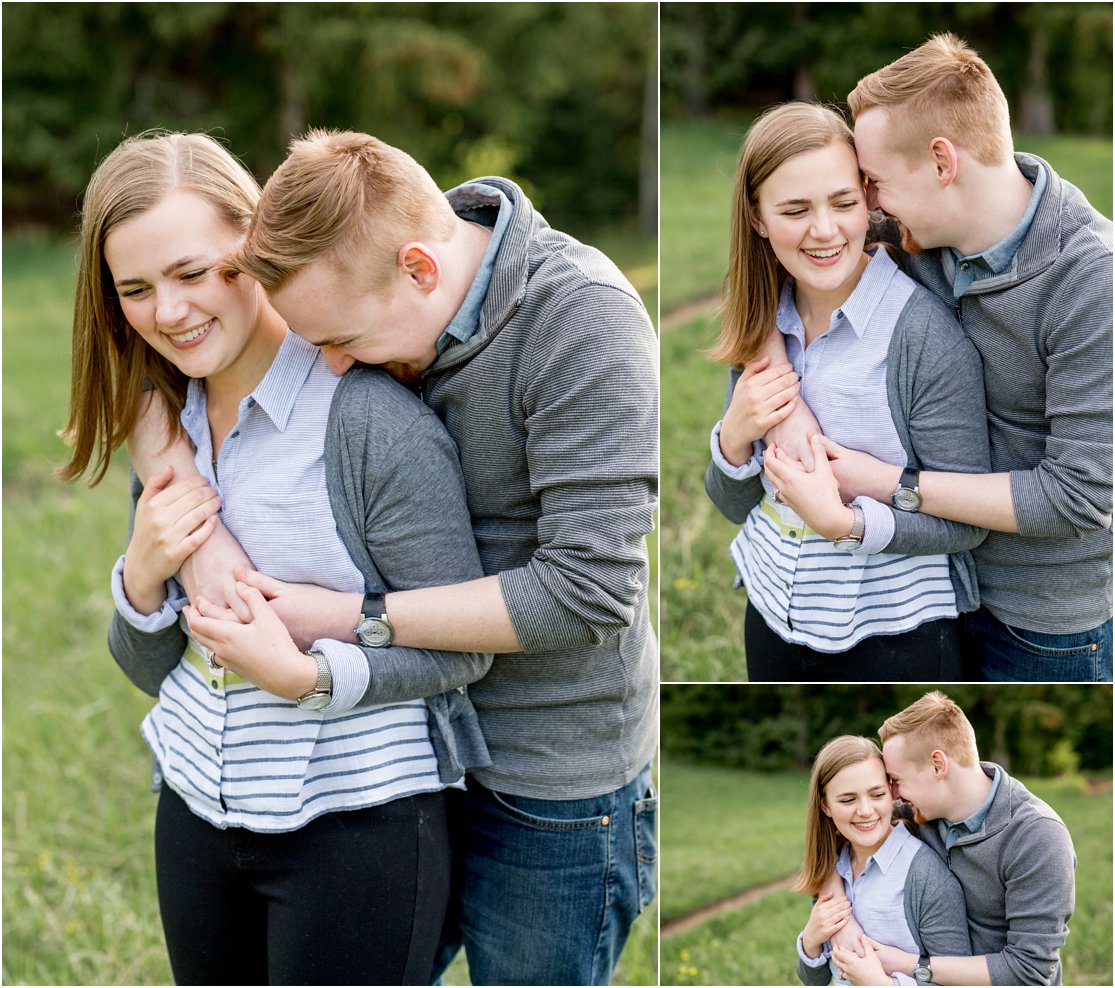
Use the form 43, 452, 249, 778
704, 102, 991, 681
60, 131, 491, 985
795, 736, 970, 985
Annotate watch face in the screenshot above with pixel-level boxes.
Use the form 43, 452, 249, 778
297, 691, 331, 711
357, 617, 394, 648
914, 966, 931, 982
893, 488, 922, 512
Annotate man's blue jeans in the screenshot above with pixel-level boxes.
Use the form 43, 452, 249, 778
963, 607, 1113, 681
431, 763, 657, 986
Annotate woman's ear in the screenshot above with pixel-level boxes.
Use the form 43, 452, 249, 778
820, 799, 832, 818
749, 205, 768, 238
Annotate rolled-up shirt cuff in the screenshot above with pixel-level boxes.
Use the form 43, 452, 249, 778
797, 930, 831, 967
110, 554, 185, 632
310, 639, 371, 714
710, 421, 764, 480
855, 495, 896, 555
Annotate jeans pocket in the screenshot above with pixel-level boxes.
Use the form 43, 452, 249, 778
634, 785, 657, 911
1003, 623, 1102, 658
486, 787, 608, 832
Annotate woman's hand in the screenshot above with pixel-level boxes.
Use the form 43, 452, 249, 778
123, 465, 221, 615
802, 890, 853, 959
832, 934, 892, 985
815, 436, 902, 505
764, 436, 855, 541
184, 582, 318, 701
718, 356, 801, 465
235, 568, 364, 651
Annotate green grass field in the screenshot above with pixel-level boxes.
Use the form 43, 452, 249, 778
660, 118, 1114, 681
660, 758, 1113, 987
2, 231, 658, 986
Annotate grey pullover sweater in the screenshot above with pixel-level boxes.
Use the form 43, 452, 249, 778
897, 154, 1112, 634
420, 178, 660, 799
915, 763, 1077, 986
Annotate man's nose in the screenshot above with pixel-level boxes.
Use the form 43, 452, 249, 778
321, 345, 355, 375
865, 183, 880, 212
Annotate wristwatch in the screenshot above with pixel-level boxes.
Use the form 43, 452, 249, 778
833, 504, 865, 551
355, 591, 394, 648
296, 651, 333, 710
914, 953, 932, 985
891, 465, 922, 512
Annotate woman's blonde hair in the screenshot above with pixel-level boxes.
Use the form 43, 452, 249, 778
59, 131, 260, 485
794, 735, 887, 897
228, 129, 457, 298
847, 33, 1012, 167
710, 102, 857, 368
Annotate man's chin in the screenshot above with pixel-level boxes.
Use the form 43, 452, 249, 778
381, 361, 425, 388
899, 224, 925, 254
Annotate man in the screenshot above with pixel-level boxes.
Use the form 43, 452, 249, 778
768, 34, 1113, 680
128, 131, 659, 985
832, 691, 1076, 986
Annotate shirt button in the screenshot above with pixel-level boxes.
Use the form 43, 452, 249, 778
960, 261, 970, 271
789, 530, 797, 538
211, 679, 219, 689
246, 397, 256, 408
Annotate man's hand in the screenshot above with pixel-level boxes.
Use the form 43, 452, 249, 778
801, 891, 853, 959
236, 568, 363, 651
816, 436, 901, 505
832, 935, 893, 986
123, 465, 221, 615
719, 356, 801, 465
184, 583, 318, 701
871, 944, 917, 979
763, 436, 855, 541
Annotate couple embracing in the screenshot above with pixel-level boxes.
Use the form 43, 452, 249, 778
62, 126, 657, 984
706, 34, 1112, 682
796, 691, 1076, 987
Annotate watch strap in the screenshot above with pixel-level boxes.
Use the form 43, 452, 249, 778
361, 591, 387, 621
900, 465, 920, 491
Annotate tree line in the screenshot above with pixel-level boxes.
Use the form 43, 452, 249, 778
662, 684, 1113, 777
2, 2, 656, 237
662, 2, 1113, 137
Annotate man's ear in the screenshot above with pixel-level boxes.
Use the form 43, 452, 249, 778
398, 242, 440, 294
929, 749, 949, 778
927, 137, 959, 187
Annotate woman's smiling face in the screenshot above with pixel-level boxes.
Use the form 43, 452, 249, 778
753, 140, 869, 300
821, 756, 894, 856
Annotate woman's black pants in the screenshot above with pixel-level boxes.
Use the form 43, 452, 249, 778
154, 785, 450, 986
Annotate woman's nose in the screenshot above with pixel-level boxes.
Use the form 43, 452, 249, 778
155, 287, 190, 327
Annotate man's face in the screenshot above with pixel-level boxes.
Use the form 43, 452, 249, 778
853, 107, 942, 253
882, 734, 941, 824
269, 257, 441, 382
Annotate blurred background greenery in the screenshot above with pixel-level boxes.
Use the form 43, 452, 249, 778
2, 4, 657, 985
659, 1, 1114, 681
660, 684, 1113, 986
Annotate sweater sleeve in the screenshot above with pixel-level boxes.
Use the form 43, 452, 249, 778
903, 845, 973, 981
704, 368, 768, 524
496, 282, 659, 652
985, 815, 1076, 986
325, 369, 494, 708
106, 471, 186, 696
1010, 253, 1113, 538
884, 295, 991, 555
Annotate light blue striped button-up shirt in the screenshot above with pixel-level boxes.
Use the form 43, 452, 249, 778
112, 331, 442, 832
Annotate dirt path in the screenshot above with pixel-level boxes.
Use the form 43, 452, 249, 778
660, 874, 796, 938
661, 294, 719, 331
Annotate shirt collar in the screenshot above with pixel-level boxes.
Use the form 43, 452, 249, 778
184, 330, 319, 435
778, 246, 899, 341
835, 821, 910, 881
437, 182, 512, 353
943, 764, 1002, 838
949, 161, 1046, 275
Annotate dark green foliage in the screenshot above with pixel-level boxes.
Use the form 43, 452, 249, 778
2, 3, 655, 238
661, 2, 1112, 138
662, 684, 1114, 776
